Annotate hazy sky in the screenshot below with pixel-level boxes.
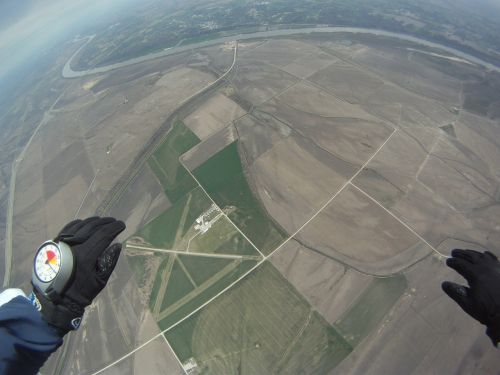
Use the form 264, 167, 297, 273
0, 0, 128, 83
1, 0, 499, 88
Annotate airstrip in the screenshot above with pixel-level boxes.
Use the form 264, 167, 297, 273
3, 30, 500, 374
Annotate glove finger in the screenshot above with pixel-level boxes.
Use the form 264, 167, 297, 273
442, 281, 477, 319
56, 219, 82, 238
96, 243, 122, 281
485, 251, 498, 261
446, 257, 477, 284
55, 221, 80, 242
57, 217, 99, 244
86, 220, 126, 259
451, 249, 483, 264
71, 217, 116, 244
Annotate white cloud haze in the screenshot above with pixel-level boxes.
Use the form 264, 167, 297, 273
0, 0, 126, 81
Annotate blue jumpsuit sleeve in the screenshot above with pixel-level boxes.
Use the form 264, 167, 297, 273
0, 295, 63, 375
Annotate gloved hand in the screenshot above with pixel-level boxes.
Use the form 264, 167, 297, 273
32, 217, 126, 334
442, 249, 500, 347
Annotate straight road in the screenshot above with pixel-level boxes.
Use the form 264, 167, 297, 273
95, 41, 238, 216
52, 42, 239, 375
2, 92, 64, 287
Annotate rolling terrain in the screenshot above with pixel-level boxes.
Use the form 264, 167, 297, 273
2, 21, 500, 375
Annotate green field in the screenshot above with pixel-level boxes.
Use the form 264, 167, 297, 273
126, 248, 258, 331
275, 316, 352, 375
164, 312, 199, 365
189, 216, 261, 257
161, 258, 196, 311
181, 256, 238, 286
165, 262, 352, 374
135, 187, 212, 249
193, 141, 287, 254
148, 254, 173, 311
148, 119, 201, 202
133, 186, 262, 258
334, 275, 408, 346
157, 256, 257, 331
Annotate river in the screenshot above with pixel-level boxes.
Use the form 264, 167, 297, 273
62, 26, 500, 78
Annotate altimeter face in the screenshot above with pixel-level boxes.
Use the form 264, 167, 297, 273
34, 243, 62, 282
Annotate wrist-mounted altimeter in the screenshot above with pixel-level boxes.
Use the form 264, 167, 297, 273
30, 217, 126, 334
31, 240, 83, 333
32, 241, 75, 301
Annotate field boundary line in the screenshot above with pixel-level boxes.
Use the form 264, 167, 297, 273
91, 123, 396, 375
161, 258, 263, 329
74, 170, 100, 219
150, 155, 171, 183
92, 258, 265, 375
156, 260, 242, 321
414, 133, 440, 181
161, 334, 189, 375
180, 159, 266, 259
93, 331, 190, 375
274, 309, 313, 371
96, 41, 238, 216
264, 127, 397, 261
3, 90, 66, 287
92, 332, 163, 375
350, 182, 449, 259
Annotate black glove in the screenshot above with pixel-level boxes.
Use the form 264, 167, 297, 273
33, 216, 126, 334
442, 249, 500, 347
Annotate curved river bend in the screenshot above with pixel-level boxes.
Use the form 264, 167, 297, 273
63, 26, 500, 78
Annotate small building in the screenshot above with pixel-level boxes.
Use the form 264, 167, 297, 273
183, 358, 199, 375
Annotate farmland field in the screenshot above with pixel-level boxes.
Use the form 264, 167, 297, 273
193, 141, 287, 254
334, 275, 407, 346
148, 119, 201, 202
126, 249, 259, 331
21, 19, 500, 373
133, 187, 212, 250
166, 262, 353, 374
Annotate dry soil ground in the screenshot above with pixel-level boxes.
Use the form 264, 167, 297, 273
5, 32, 500, 375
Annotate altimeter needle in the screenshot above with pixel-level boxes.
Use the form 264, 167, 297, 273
45, 259, 57, 273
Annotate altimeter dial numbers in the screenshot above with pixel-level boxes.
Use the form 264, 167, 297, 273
34, 244, 62, 282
